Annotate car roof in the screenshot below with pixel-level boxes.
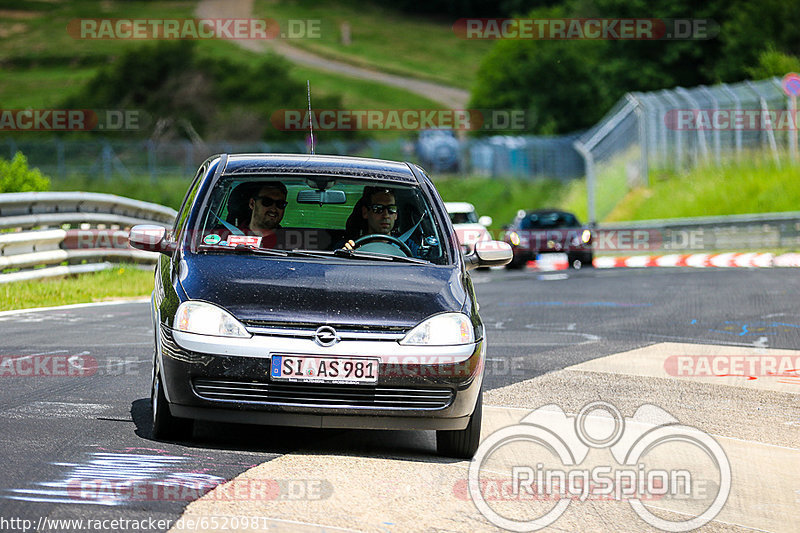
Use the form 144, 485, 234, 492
444, 202, 475, 213
221, 153, 418, 184
524, 208, 574, 215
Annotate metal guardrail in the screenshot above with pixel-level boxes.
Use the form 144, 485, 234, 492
595, 211, 800, 254
0, 192, 177, 283
0, 191, 176, 229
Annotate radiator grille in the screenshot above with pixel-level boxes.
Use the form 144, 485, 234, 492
192, 378, 453, 410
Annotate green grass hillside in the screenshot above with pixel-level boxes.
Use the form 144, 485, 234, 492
0, 0, 472, 114
254, 0, 492, 90
604, 153, 800, 222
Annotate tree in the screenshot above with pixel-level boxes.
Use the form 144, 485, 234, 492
62, 41, 347, 141
468, 0, 797, 134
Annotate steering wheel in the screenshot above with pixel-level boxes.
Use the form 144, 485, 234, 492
352, 234, 412, 256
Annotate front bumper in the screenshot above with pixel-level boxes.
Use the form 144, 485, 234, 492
157, 325, 484, 430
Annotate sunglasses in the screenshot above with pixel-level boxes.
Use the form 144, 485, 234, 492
368, 204, 398, 215
255, 196, 288, 209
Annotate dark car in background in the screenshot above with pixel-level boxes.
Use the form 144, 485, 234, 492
129, 153, 512, 458
503, 209, 593, 269
416, 129, 460, 173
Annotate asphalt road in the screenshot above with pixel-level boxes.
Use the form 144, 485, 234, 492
0, 267, 798, 532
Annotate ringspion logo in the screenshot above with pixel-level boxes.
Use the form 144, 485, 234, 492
468, 401, 731, 532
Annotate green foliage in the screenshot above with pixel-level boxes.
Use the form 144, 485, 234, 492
432, 175, 571, 229
470, 20, 612, 133
50, 175, 190, 210
62, 41, 347, 142
746, 47, 800, 80
0, 265, 153, 311
604, 152, 800, 222
717, 0, 800, 81
0, 152, 50, 193
471, 0, 800, 134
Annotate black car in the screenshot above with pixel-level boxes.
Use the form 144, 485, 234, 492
503, 209, 593, 269
129, 153, 512, 458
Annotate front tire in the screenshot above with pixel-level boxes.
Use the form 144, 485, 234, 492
151, 371, 193, 441
568, 252, 593, 269
437, 392, 482, 459
504, 253, 527, 270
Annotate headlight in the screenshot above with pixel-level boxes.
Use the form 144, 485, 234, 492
508, 231, 521, 246
175, 301, 251, 338
400, 313, 474, 346
581, 229, 592, 244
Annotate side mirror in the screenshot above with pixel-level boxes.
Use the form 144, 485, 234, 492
478, 215, 493, 227
129, 224, 176, 253
465, 240, 512, 270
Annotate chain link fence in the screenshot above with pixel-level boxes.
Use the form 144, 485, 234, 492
4, 133, 586, 183
1, 138, 414, 182
574, 77, 795, 224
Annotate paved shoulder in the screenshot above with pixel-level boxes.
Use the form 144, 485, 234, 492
172, 341, 799, 532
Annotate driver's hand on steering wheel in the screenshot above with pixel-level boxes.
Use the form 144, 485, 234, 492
343, 239, 356, 250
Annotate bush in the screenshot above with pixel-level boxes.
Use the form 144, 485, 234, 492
0, 152, 50, 193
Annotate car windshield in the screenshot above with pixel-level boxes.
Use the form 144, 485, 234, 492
449, 210, 478, 225
520, 212, 580, 229
193, 176, 449, 265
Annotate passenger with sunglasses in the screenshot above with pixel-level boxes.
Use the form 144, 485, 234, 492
248, 183, 288, 234
206, 181, 288, 249
341, 186, 419, 256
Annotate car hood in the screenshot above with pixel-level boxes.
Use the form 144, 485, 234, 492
179, 253, 467, 329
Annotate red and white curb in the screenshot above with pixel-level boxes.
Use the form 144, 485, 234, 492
592, 252, 800, 269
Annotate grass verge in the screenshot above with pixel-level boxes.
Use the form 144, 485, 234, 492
605, 151, 800, 221
432, 175, 572, 230
254, 0, 492, 90
50, 175, 192, 210
0, 265, 153, 312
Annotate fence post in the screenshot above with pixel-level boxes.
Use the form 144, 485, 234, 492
700, 86, 721, 165
745, 80, 781, 167
573, 141, 596, 226
720, 84, 742, 158
660, 90, 683, 170
676, 87, 709, 165
627, 93, 649, 186
101, 142, 112, 181
56, 139, 65, 178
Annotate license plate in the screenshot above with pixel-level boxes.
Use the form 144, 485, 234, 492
536, 253, 568, 269
270, 355, 379, 384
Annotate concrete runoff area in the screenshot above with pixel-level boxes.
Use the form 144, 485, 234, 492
171, 343, 800, 532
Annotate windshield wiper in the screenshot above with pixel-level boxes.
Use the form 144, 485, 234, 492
198, 244, 289, 257
331, 248, 430, 264
198, 245, 429, 264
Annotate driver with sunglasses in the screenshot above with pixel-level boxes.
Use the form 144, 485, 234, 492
342, 186, 419, 256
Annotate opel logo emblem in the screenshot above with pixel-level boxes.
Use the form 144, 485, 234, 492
314, 326, 340, 347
